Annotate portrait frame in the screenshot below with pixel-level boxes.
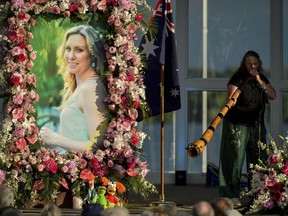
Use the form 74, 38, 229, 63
0, 0, 156, 208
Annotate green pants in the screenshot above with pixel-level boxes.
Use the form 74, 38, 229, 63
218, 118, 265, 198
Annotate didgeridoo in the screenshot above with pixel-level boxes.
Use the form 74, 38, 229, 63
186, 89, 241, 158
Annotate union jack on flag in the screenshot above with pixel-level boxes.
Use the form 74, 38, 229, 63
139, 0, 181, 118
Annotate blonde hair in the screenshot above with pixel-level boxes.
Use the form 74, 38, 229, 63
58, 25, 105, 105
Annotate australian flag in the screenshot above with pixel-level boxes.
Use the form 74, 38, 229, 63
139, 0, 181, 117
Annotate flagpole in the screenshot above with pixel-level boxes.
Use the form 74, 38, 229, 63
160, 64, 165, 203
151, 64, 175, 207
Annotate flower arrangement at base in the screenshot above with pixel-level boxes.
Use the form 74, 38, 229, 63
241, 133, 288, 215
0, 0, 157, 208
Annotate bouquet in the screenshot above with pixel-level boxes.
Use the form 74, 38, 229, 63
242, 133, 288, 214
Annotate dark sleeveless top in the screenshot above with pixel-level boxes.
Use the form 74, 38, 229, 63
225, 73, 269, 127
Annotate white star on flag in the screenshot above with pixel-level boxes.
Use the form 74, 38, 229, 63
141, 37, 159, 59
170, 88, 180, 97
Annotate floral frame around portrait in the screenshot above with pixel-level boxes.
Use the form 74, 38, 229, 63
0, 0, 156, 208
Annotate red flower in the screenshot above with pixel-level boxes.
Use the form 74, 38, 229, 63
125, 73, 135, 82
18, 53, 26, 62
133, 101, 140, 108
126, 168, 138, 176
107, 0, 117, 5
44, 158, 58, 174
11, 75, 20, 86
127, 162, 136, 169
121, 97, 128, 105
135, 13, 143, 22
17, 12, 26, 20
131, 136, 138, 145
16, 138, 27, 151
269, 155, 278, 164
33, 180, 45, 191
282, 164, 288, 174
69, 3, 78, 12
7, 30, 19, 43
60, 178, 69, 190
19, 43, 26, 49
80, 169, 95, 182
272, 191, 282, 202
271, 182, 282, 191
26, 134, 37, 144
89, 157, 99, 168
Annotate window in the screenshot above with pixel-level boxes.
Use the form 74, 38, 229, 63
188, 0, 270, 78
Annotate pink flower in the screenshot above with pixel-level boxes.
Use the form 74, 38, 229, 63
26, 61, 33, 70
12, 108, 24, 121
128, 108, 138, 120
114, 19, 121, 27
66, 161, 77, 173
109, 121, 117, 128
91, 0, 98, 6
29, 51, 36, 60
37, 164, 45, 171
126, 23, 137, 33
29, 157, 37, 165
7, 62, 19, 73
108, 64, 115, 71
97, 0, 107, 11
15, 126, 25, 137
26, 44, 33, 52
13, 94, 24, 105
103, 140, 111, 148
7, 17, 16, 26
109, 46, 117, 53
0, 170, 6, 184
30, 18, 36, 26
11, 0, 24, 10
118, 0, 131, 9
108, 104, 116, 110
25, 74, 36, 86
63, 11, 70, 18
29, 90, 39, 101
52, 5, 60, 14
107, 15, 115, 25
61, 166, 68, 173
27, 32, 33, 39
107, 160, 114, 167
44, 158, 58, 174
11, 46, 21, 56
